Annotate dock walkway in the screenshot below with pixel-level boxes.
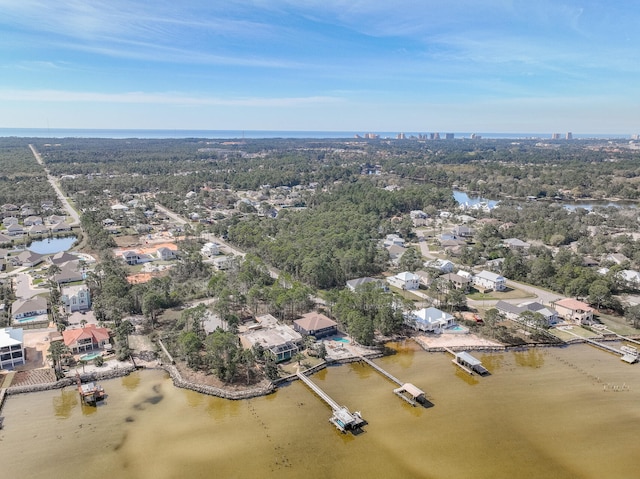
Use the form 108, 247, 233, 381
562, 329, 637, 362
358, 356, 426, 406
296, 370, 365, 432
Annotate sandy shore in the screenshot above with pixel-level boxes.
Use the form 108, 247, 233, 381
416, 332, 503, 349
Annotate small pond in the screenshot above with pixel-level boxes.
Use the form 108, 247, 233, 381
28, 236, 77, 254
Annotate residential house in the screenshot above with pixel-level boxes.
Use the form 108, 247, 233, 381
213, 255, 234, 270
346, 277, 388, 292
2, 217, 18, 227
387, 271, 420, 291
102, 218, 116, 227
452, 225, 474, 238
23, 216, 43, 226
29, 224, 49, 235
62, 325, 111, 353
61, 284, 91, 312
619, 270, 640, 290
0, 327, 25, 369
293, 312, 338, 339
414, 270, 432, 288
441, 272, 471, 292
11, 296, 48, 322
51, 222, 72, 233
201, 242, 220, 257
384, 234, 405, 248
134, 223, 152, 234
552, 298, 595, 325
50, 251, 77, 266
122, 251, 141, 265
425, 258, 454, 273
606, 253, 629, 266
0, 232, 11, 244
502, 238, 531, 251
13, 250, 44, 267
240, 314, 302, 362
386, 244, 406, 266
54, 261, 85, 285
156, 247, 177, 261
6, 224, 24, 236
46, 215, 66, 225
495, 300, 558, 326
406, 307, 455, 333
473, 270, 506, 292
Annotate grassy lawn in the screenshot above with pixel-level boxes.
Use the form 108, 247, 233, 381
594, 312, 640, 336
467, 286, 535, 301
550, 325, 601, 341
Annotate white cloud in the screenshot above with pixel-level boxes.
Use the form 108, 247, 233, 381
0, 89, 343, 107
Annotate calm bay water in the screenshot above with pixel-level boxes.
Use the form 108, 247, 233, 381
1, 343, 639, 479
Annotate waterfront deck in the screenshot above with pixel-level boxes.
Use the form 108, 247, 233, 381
296, 370, 365, 433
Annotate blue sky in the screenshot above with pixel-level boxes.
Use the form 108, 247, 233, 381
1, 0, 639, 134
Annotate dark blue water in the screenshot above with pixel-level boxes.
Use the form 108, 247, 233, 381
0, 128, 629, 140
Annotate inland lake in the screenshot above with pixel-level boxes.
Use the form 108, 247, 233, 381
1, 342, 639, 479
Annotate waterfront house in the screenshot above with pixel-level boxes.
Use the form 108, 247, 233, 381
13, 250, 44, 267
495, 300, 559, 326
387, 271, 420, 291
406, 307, 455, 333
62, 324, 111, 353
552, 298, 595, 325
240, 314, 302, 362
0, 327, 25, 369
51, 222, 72, 233
473, 270, 506, 292
49, 251, 77, 266
11, 296, 48, 322
61, 284, 91, 313
293, 312, 338, 339
29, 224, 49, 235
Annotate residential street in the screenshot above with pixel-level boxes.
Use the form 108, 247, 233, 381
29, 144, 81, 226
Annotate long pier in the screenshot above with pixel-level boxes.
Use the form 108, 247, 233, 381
562, 329, 638, 363
358, 356, 426, 406
296, 370, 365, 432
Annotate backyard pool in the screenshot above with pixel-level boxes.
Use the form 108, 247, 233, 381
79, 352, 102, 362
334, 337, 350, 343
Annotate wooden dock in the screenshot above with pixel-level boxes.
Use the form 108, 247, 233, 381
562, 329, 638, 363
296, 370, 365, 433
359, 356, 427, 406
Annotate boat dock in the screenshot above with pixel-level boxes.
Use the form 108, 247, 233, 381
296, 370, 365, 433
76, 374, 105, 405
359, 356, 427, 406
561, 329, 638, 364
444, 348, 490, 376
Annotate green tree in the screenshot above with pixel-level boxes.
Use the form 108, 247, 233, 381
47, 341, 71, 379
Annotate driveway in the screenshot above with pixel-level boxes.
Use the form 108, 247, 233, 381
14, 273, 48, 299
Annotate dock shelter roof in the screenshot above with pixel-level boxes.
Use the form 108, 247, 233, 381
400, 383, 425, 399
456, 351, 482, 366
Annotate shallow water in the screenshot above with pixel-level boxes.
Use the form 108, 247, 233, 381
1, 343, 639, 479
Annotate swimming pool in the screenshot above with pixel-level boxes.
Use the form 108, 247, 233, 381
334, 337, 350, 343
79, 352, 102, 361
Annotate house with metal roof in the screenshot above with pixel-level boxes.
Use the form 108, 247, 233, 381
0, 327, 25, 369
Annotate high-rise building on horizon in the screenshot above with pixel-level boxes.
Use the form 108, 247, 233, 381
445, 133, 454, 140
566, 132, 573, 140
551, 133, 560, 140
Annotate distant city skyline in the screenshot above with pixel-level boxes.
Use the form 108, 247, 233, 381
1, 1, 639, 134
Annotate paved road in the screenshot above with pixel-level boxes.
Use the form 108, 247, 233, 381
29, 144, 81, 226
